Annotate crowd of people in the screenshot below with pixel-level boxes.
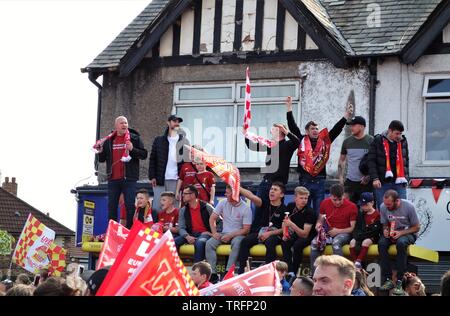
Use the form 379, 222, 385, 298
70, 95, 442, 296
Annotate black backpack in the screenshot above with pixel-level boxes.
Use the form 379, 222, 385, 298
359, 153, 369, 176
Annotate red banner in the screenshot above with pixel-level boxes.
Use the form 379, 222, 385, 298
115, 231, 199, 296
186, 145, 241, 202
200, 261, 281, 296
96, 221, 162, 296
96, 220, 130, 270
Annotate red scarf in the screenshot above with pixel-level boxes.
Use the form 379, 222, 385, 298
93, 130, 131, 162
298, 129, 331, 177
243, 67, 276, 148
383, 138, 407, 184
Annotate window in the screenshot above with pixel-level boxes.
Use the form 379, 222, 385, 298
422, 75, 450, 164
422, 75, 450, 97
424, 101, 450, 162
174, 82, 300, 167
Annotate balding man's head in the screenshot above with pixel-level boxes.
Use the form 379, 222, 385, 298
115, 116, 128, 135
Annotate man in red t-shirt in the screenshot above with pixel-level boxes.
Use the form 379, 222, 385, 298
310, 184, 357, 272
96, 116, 148, 229
157, 191, 179, 236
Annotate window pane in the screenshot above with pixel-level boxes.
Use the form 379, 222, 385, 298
427, 79, 450, 94
236, 103, 299, 164
240, 85, 296, 99
178, 87, 232, 100
425, 102, 450, 161
177, 106, 234, 161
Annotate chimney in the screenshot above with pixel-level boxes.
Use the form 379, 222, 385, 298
2, 176, 18, 196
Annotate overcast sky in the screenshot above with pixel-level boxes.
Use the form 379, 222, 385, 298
0, 0, 149, 231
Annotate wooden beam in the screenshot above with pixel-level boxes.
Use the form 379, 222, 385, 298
254, 0, 265, 51
233, 0, 244, 51
192, 0, 203, 55
276, 2, 285, 51
172, 18, 181, 56
213, 0, 223, 53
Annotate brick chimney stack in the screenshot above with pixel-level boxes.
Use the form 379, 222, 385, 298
2, 177, 18, 196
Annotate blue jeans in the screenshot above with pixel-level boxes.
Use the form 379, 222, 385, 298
107, 179, 137, 229
299, 178, 325, 217
378, 234, 415, 281
175, 232, 211, 263
375, 182, 407, 209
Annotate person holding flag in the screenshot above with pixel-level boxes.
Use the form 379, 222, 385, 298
287, 96, 353, 215
243, 68, 300, 206
95, 116, 148, 228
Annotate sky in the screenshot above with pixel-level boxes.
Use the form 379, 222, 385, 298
0, 0, 150, 231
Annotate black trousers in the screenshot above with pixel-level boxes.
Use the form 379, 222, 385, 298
281, 236, 311, 275
237, 232, 280, 274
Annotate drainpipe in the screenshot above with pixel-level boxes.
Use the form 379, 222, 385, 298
368, 57, 377, 136
88, 71, 103, 173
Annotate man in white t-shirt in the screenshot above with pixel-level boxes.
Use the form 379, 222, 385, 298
149, 114, 190, 212
205, 184, 252, 281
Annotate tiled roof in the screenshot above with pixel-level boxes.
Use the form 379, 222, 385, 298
83, 0, 444, 72
301, 0, 354, 55
0, 188, 74, 236
321, 0, 442, 55
83, 0, 171, 71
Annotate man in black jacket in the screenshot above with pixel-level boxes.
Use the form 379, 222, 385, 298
367, 120, 409, 208
96, 116, 148, 229
149, 114, 190, 212
175, 185, 214, 263
287, 98, 353, 215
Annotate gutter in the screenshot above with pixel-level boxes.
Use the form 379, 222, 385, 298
368, 57, 378, 136
88, 71, 103, 172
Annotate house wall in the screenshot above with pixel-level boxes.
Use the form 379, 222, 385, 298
99, 60, 369, 183
376, 54, 450, 178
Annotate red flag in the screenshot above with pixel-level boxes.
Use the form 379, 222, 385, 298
432, 179, 446, 203
223, 264, 235, 280
115, 231, 199, 296
186, 145, 241, 202
96, 220, 130, 270
96, 221, 162, 296
409, 179, 423, 188
200, 261, 281, 296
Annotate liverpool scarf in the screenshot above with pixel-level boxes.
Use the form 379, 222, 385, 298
298, 129, 331, 177
243, 67, 276, 148
93, 130, 131, 162
383, 138, 407, 184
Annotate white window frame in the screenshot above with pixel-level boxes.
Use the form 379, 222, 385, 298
174, 84, 235, 104
236, 81, 300, 102
174, 81, 301, 167
422, 98, 450, 165
422, 75, 450, 97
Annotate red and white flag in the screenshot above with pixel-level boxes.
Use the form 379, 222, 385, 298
96, 220, 130, 270
115, 231, 199, 296
200, 261, 281, 296
93, 130, 131, 162
96, 221, 162, 296
243, 67, 276, 148
186, 145, 241, 202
